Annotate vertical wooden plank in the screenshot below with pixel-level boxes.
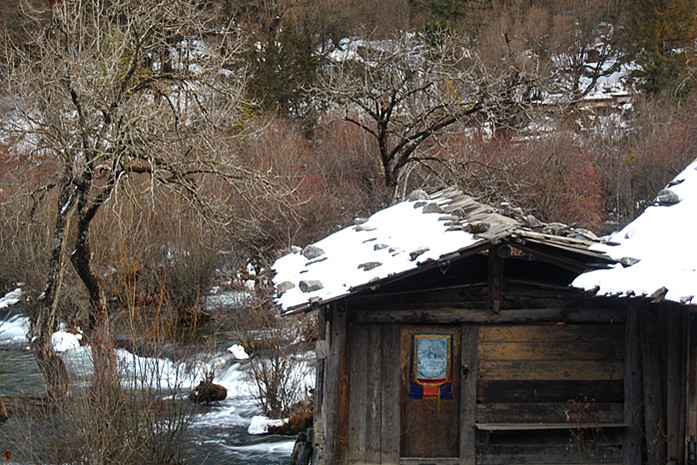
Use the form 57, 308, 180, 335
667, 306, 684, 462
686, 311, 697, 465
313, 307, 327, 465
679, 307, 688, 465
348, 323, 369, 463
326, 304, 350, 465
459, 324, 478, 465
624, 307, 643, 465
381, 324, 401, 465
365, 324, 383, 464
640, 308, 668, 465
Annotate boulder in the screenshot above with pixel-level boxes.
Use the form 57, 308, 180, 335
189, 380, 227, 403
268, 411, 313, 435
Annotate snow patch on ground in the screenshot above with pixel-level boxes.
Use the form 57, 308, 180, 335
52, 325, 83, 352
0, 288, 21, 309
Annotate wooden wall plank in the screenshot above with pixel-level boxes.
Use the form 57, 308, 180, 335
475, 428, 625, 446
479, 324, 624, 343
365, 324, 383, 464
623, 307, 642, 465
667, 307, 684, 462
348, 323, 368, 464
479, 341, 623, 361
476, 444, 623, 464
381, 324, 401, 465
476, 402, 624, 424
639, 309, 668, 465
478, 380, 624, 403
478, 360, 624, 381
460, 324, 477, 465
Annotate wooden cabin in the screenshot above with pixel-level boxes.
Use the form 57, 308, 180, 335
273, 162, 697, 465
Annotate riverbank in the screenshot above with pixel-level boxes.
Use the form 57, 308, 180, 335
0, 304, 312, 464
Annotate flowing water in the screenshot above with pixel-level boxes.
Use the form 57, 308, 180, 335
0, 303, 307, 465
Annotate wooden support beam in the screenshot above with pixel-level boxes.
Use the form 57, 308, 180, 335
312, 307, 328, 465
351, 307, 626, 325
487, 246, 505, 313
460, 325, 477, 465
326, 304, 349, 465
381, 324, 400, 465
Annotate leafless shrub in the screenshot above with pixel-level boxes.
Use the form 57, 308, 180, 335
231, 285, 312, 419
592, 95, 697, 229
0, 297, 204, 465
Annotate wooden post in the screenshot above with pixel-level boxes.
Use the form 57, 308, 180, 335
640, 308, 668, 465
381, 324, 401, 465
313, 307, 328, 465
487, 246, 505, 314
459, 324, 478, 465
666, 306, 686, 462
624, 307, 642, 465
325, 304, 350, 465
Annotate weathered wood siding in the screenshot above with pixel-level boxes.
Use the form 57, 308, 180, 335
346, 322, 401, 465
476, 323, 625, 464
314, 294, 693, 465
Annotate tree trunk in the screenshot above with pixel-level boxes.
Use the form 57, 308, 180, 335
71, 187, 119, 395
382, 167, 400, 206
29, 179, 76, 400
30, 329, 69, 401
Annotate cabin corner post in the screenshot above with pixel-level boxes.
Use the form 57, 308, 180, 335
624, 306, 643, 465
312, 306, 329, 465
325, 303, 350, 465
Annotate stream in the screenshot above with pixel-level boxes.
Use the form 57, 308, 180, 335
0, 301, 308, 465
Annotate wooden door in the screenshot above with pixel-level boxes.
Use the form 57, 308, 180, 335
400, 325, 461, 458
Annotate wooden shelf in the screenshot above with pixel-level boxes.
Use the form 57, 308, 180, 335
476, 422, 627, 431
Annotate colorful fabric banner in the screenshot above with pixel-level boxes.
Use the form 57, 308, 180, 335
408, 333, 454, 400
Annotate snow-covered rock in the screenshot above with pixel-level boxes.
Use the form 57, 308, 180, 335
227, 344, 250, 360
247, 415, 288, 435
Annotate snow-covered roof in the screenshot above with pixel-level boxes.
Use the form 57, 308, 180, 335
573, 159, 697, 305
273, 188, 610, 314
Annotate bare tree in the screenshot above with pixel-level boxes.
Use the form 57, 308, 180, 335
315, 34, 472, 203
314, 30, 565, 204
1, 0, 255, 399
